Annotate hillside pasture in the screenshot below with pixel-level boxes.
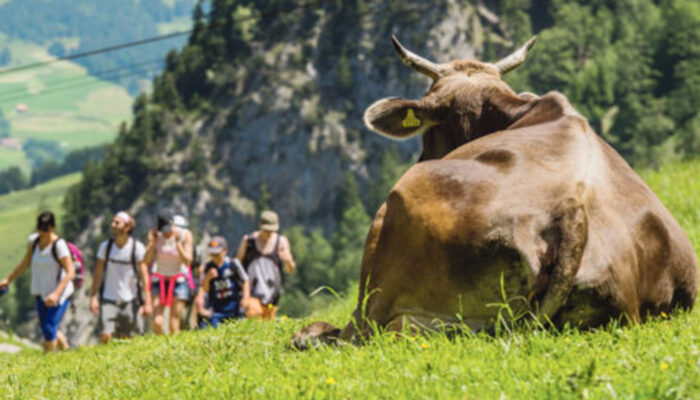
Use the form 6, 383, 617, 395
0, 34, 132, 159
0, 147, 29, 172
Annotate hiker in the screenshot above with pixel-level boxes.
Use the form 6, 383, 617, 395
89, 211, 152, 344
173, 214, 199, 330
235, 210, 295, 320
143, 210, 193, 334
197, 236, 250, 328
0, 211, 75, 352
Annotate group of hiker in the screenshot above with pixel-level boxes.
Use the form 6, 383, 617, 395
0, 209, 296, 352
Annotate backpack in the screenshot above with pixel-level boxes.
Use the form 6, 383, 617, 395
248, 256, 283, 306
245, 236, 284, 306
33, 236, 85, 289
100, 238, 143, 305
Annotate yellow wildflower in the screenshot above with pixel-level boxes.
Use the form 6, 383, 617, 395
660, 311, 668, 319
325, 377, 336, 385
421, 342, 430, 349
660, 362, 669, 371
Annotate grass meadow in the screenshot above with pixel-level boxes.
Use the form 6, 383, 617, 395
0, 161, 698, 399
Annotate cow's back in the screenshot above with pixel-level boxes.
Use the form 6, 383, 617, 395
382, 106, 697, 325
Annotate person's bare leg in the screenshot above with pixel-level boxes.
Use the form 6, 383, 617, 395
190, 306, 198, 330
56, 331, 69, 350
169, 300, 185, 334
263, 305, 278, 320
100, 333, 112, 344
152, 297, 166, 335
246, 298, 264, 320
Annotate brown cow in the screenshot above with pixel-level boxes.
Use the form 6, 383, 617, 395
291, 36, 698, 349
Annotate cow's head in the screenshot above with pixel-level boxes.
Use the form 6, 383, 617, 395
364, 36, 537, 161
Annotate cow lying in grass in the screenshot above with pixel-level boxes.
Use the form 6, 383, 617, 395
291, 35, 698, 350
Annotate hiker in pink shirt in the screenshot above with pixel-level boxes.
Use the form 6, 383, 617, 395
143, 210, 193, 334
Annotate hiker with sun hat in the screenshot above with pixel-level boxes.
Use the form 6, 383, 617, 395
235, 210, 296, 320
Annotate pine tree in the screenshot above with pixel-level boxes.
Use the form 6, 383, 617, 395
331, 172, 370, 290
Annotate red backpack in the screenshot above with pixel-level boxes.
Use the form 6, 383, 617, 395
32, 237, 85, 289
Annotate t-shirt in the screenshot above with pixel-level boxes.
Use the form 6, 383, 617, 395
154, 229, 188, 277
97, 237, 146, 303
207, 257, 248, 314
29, 233, 74, 304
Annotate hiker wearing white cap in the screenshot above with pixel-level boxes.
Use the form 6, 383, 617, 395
143, 210, 194, 335
197, 236, 250, 328
90, 211, 151, 344
235, 210, 296, 320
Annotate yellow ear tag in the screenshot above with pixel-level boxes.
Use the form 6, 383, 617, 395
402, 108, 421, 128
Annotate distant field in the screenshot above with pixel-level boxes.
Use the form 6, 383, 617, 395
0, 162, 698, 399
0, 147, 29, 172
0, 173, 80, 277
0, 34, 132, 168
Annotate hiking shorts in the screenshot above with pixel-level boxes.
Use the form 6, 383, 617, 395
201, 310, 242, 328
100, 300, 142, 337
36, 297, 70, 341
151, 278, 190, 303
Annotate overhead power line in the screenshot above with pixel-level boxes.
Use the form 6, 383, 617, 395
0, 58, 164, 99
0, 0, 331, 77
0, 64, 163, 104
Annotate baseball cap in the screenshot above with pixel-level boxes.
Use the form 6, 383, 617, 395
208, 236, 227, 254
173, 214, 188, 229
259, 210, 279, 232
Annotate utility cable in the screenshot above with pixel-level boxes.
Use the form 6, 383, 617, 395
0, 0, 332, 76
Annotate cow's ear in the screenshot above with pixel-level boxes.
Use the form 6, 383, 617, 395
363, 97, 439, 140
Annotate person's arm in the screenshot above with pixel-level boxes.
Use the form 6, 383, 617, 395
89, 257, 106, 315
233, 258, 250, 309
197, 269, 214, 317
0, 242, 33, 290
278, 236, 296, 274
45, 247, 75, 307
175, 229, 193, 265
241, 280, 251, 310
236, 234, 249, 263
143, 229, 157, 265
139, 260, 152, 316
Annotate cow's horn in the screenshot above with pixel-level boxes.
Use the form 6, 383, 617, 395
391, 35, 442, 80
494, 36, 537, 75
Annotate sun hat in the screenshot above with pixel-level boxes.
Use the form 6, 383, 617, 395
259, 210, 279, 232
